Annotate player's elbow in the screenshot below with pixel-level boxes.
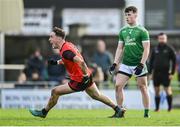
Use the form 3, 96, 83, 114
77, 58, 85, 65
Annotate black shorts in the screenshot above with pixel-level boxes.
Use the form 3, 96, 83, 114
153, 72, 171, 87
68, 75, 93, 92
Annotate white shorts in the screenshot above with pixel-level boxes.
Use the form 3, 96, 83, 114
118, 63, 148, 77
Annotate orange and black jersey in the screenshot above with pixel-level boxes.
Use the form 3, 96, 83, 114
59, 41, 91, 82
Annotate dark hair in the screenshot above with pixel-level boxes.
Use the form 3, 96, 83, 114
53, 27, 66, 39
158, 32, 166, 37
125, 6, 138, 13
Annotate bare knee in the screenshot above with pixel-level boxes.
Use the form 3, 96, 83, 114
49, 88, 59, 105
51, 88, 59, 96
115, 85, 123, 92
139, 85, 147, 92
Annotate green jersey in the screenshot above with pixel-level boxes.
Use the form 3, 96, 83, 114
118, 25, 150, 66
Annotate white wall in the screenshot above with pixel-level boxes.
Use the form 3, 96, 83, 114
1, 89, 168, 109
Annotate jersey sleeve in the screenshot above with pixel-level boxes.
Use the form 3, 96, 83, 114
118, 30, 124, 43
141, 29, 150, 43
62, 50, 76, 61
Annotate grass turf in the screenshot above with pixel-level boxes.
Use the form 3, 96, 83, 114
0, 109, 180, 126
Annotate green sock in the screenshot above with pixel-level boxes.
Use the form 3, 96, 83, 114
144, 109, 149, 115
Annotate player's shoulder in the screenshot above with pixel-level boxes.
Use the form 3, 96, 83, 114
65, 41, 75, 48
167, 44, 175, 51
119, 25, 128, 34
61, 41, 73, 51
136, 25, 149, 32
66, 41, 73, 45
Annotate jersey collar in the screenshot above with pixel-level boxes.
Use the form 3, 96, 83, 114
60, 42, 66, 52
127, 23, 139, 28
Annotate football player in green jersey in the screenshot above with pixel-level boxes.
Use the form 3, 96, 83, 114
109, 6, 150, 118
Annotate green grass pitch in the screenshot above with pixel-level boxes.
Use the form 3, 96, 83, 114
0, 109, 180, 126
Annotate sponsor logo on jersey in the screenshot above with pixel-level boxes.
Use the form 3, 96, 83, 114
124, 36, 136, 46
125, 36, 136, 43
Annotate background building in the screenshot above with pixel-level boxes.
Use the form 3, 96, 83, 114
1, 0, 180, 81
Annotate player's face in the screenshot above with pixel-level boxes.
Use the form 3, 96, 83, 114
125, 11, 137, 25
49, 32, 62, 49
158, 35, 167, 44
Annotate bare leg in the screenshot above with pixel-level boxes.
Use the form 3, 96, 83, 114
29, 83, 75, 118
85, 83, 116, 108
137, 76, 150, 109
115, 73, 129, 107
45, 83, 74, 111
86, 83, 126, 118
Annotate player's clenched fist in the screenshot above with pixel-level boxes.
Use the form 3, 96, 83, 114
134, 63, 144, 75
48, 59, 58, 65
82, 75, 90, 84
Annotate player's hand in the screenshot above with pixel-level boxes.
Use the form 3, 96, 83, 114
109, 63, 117, 75
82, 75, 90, 85
48, 59, 58, 65
134, 63, 144, 75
